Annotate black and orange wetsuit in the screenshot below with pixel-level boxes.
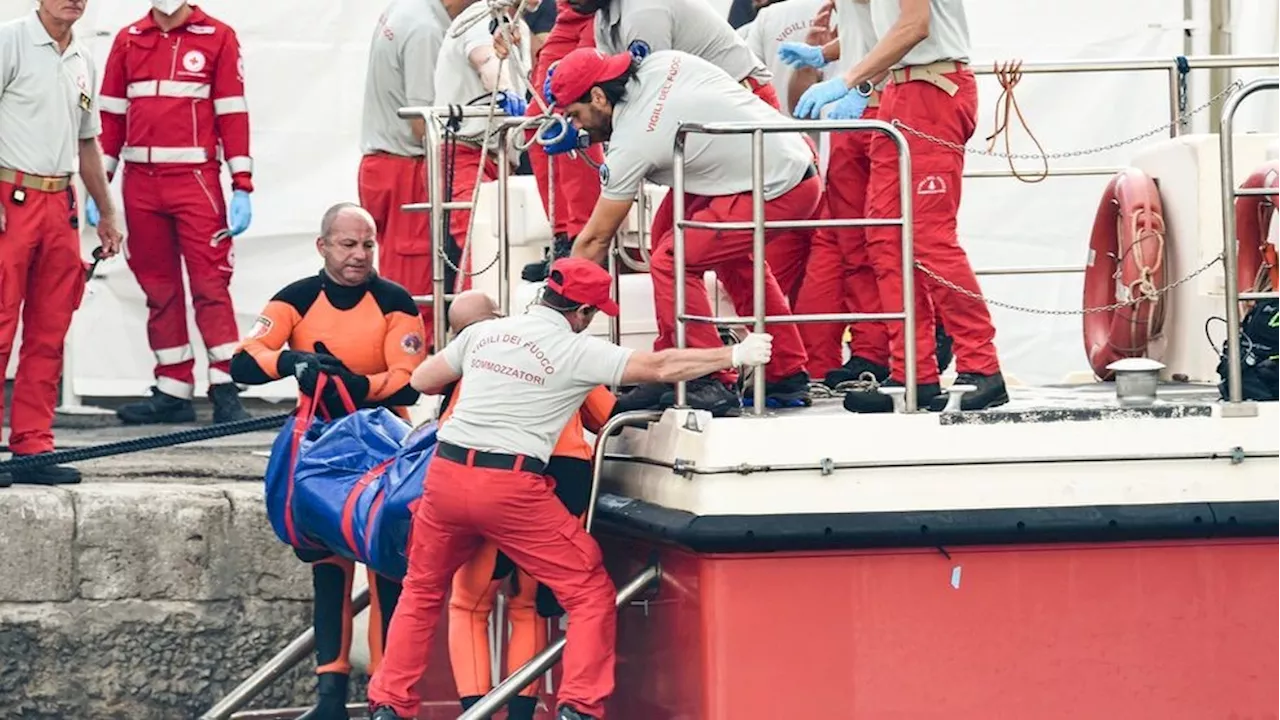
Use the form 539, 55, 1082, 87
438, 378, 616, 720
230, 269, 428, 719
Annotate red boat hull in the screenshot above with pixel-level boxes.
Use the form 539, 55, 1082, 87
601, 536, 1278, 719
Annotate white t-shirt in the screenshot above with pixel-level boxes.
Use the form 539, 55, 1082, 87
834, 0, 877, 74
0, 12, 99, 176
435, 1, 532, 146
595, 0, 771, 85
437, 305, 634, 463
737, 0, 827, 118
360, 0, 452, 157
870, 0, 970, 69
600, 50, 813, 203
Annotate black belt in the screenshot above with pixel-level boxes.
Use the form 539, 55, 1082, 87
802, 165, 817, 181
437, 441, 547, 475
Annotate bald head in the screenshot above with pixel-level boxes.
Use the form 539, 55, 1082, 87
316, 202, 377, 286
448, 290, 501, 333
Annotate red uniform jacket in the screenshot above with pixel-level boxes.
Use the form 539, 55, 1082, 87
98, 6, 253, 193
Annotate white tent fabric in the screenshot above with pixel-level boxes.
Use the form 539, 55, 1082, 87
2, 0, 1277, 400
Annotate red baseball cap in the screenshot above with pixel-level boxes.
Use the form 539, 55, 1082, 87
549, 48, 633, 110
546, 257, 619, 316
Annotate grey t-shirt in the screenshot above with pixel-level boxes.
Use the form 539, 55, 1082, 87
595, 0, 771, 85
737, 0, 827, 118
437, 306, 634, 463
359, 0, 452, 157
870, 0, 970, 69
600, 50, 814, 202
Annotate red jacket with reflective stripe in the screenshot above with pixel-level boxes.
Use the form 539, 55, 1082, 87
99, 7, 253, 192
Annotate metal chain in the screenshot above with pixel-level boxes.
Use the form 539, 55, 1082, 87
914, 253, 1224, 316
894, 79, 1244, 160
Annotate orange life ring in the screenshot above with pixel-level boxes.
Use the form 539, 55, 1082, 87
1235, 160, 1279, 294
1082, 168, 1167, 380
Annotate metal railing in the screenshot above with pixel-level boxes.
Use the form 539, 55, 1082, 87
672, 119, 918, 414
1218, 76, 1279, 416
961, 54, 1279, 182
395, 106, 526, 351
456, 563, 661, 720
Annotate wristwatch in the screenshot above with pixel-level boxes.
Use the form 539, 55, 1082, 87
853, 81, 874, 97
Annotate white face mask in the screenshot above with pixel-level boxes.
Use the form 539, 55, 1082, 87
151, 0, 186, 15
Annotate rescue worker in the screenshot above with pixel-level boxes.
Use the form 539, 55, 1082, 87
737, 0, 829, 120
0, 0, 125, 488
367, 257, 774, 720
552, 48, 818, 415
780, 0, 954, 387
434, 0, 531, 294
515, 0, 788, 281
439, 289, 617, 720
498, 0, 608, 282
230, 203, 428, 719
792, 0, 1007, 412
358, 0, 451, 343
95, 0, 254, 425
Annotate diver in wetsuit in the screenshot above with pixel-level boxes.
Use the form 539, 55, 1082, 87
231, 202, 427, 719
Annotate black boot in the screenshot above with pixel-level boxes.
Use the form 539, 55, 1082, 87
823, 356, 891, 390
297, 672, 349, 720
613, 382, 674, 414
369, 706, 407, 720
521, 232, 573, 282
209, 383, 251, 423
741, 370, 812, 408
842, 379, 942, 414
557, 705, 598, 720
115, 386, 196, 425
507, 695, 538, 720
1, 453, 81, 486
659, 377, 742, 417
926, 371, 1009, 412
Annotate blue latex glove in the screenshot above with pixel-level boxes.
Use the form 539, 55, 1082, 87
541, 120, 584, 156
543, 62, 557, 106
228, 190, 252, 236
777, 41, 827, 69
496, 89, 527, 117
85, 195, 100, 227
827, 89, 869, 120
793, 77, 853, 119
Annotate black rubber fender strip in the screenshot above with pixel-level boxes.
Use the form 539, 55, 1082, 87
0, 412, 293, 473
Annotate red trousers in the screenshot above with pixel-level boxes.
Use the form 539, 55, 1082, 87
443, 143, 496, 292
864, 69, 1000, 384
648, 175, 820, 384
358, 152, 434, 335
527, 10, 603, 239
0, 180, 84, 455
794, 117, 890, 378
122, 164, 237, 398
367, 454, 617, 719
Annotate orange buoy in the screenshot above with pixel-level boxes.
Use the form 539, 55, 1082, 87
1083, 168, 1167, 380
1235, 160, 1279, 294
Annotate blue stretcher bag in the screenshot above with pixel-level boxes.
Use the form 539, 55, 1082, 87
263, 374, 359, 551
264, 373, 441, 579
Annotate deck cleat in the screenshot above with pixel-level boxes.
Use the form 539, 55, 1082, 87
842, 379, 942, 413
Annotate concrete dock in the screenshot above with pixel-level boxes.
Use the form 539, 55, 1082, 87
1, 400, 321, 719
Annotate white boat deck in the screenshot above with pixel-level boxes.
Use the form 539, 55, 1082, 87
600, 380, 1279, 518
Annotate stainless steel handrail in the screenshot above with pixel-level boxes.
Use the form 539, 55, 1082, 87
456, 564, 662, 720
672, 119, 917, 415
395, 106, 525, 352
199, 588, 372, 720
1217, 76, 1279, 415
585, 409, 664, 532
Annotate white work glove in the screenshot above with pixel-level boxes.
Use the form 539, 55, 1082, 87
730, 332, 773, 367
